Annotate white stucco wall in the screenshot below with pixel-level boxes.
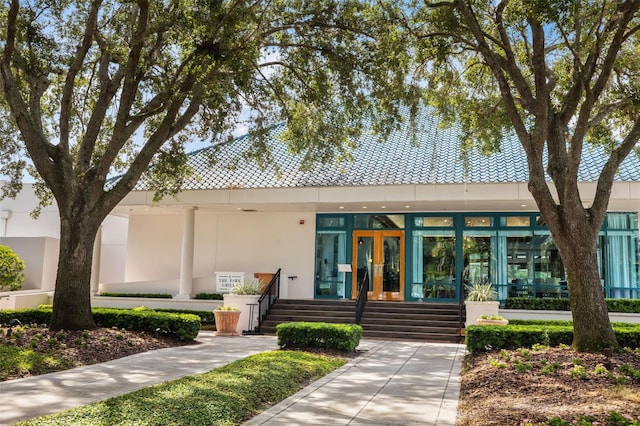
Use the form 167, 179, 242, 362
124, 210, 316, 298
0, 182, 128, 287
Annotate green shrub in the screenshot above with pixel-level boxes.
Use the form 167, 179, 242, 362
504, 298, 571, 311
276, 322, 362, 352
92, 308, 200, 341
97, 292, 173, 298
154, 308, 214, 325
505, 297, 640, 313
0, 307, 200, 341
0, 245, 25, 291
193, 292, 223, 300
465, 322, 640, 353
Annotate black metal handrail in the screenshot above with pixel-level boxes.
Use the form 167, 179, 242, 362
255, 268, 281, 333
355, 269, 368, 324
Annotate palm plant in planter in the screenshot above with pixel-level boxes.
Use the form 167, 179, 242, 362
464, 283, 499, 327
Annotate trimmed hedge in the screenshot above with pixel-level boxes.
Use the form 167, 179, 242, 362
276, 322, 363, 352
97, 292, 173, 299
193, 292, 224, 300
154, 308, 215, 325
505, 297, 640, 313
0, 306, 200, 341
466, 322, 640, 353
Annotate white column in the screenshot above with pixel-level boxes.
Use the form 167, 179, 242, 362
177, 206, 196, 299
0, 210, 11, 237
90, 226, 102, 296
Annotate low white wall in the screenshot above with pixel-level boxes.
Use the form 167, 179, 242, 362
0, 290, 53, 309
91, 296, 222, 312
500, 309, 640, 324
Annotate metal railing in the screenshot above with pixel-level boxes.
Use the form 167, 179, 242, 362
355, 269, 368, 324
255, 268, 281, 333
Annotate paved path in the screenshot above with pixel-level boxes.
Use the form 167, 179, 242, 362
0, 332, 465, 425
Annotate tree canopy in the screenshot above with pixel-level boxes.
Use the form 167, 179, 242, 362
0, 0, 415, 330
405, 0, 640, 351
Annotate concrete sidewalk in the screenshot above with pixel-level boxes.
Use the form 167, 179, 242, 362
245, 340, 465, 426
0, 332, 465, 425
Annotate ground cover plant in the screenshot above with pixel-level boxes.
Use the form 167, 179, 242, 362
0, 324, 187, 381
457, 344, 640, 425
15, 350, 346, 426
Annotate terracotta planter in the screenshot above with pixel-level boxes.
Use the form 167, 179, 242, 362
213, 310, 241, 336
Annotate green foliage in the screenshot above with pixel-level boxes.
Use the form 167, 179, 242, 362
0, 307, 200, 341
276, 322, 363, 352
193, 292, 223, 300
465, 322, 640, 353
17, 350, 346, 426
230, 279, 263, 295
154, 309, 214, 325
0, 245, 25, 291
464, 283, 498, 301
215, 305, 240, 311
506, 298, 640, 313
0, 344, 73, 381
97, 293, 173, 299
91, 308, 200, 341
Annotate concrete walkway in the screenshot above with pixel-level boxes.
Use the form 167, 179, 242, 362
0, 332, 465, 426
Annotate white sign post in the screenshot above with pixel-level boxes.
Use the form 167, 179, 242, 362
337, 264, 352, 299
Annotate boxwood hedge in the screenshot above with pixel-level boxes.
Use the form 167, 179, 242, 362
466, 321, 640, 353
0, 306, 200, 341
276, 322, 363, 352
505, 297, 640, 313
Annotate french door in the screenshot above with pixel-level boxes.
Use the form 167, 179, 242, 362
352, 230, 404, 301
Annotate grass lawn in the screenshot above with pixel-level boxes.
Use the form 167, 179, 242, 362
16, 350, 346, 426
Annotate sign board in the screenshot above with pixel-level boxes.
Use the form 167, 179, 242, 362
215, 272, 245, 292
337, 264, 352, 273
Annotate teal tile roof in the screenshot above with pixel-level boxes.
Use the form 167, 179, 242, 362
134, 108, 640, 191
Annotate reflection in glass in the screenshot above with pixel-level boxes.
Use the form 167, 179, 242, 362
383, 236, 401, 292
463, 235, 493, 290
412, 232, 456, 300
356, 236, 373, 293
354, 214, 405, 229
465, 217, 492, 227
314, 231, 346, 297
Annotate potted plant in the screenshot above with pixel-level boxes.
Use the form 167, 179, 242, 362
213, 306, 241, 336
477, 314, 509, 326
222, 279, 263, 334
464, 282, 499, 327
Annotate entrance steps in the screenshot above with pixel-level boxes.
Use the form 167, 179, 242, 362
259, 299, 464, 343
361, 301, 464, 343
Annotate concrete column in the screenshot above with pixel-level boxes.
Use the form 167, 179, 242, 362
177, 206, 196, 299
0, 210, 11, 237
90, 226, 102, 296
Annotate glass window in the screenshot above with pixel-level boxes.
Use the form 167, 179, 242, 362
505, 235, 534, 298
531, 234, 566, 298
465, 216, 492, 227
463, 234, 494, 288
607, 212, 638, 230
315, 231, 346, 297
411, 231, 456, 300
506, 216, 531, 227
414, 216, 454, 227
354, 214, 404, 229
318, 217, 345, 228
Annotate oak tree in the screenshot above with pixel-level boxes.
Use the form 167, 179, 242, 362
407, 0, 640, 351
0, 0, 411, 330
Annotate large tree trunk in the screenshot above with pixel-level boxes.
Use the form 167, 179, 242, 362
49, 211, 102, 331
546, 211, 618, 352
